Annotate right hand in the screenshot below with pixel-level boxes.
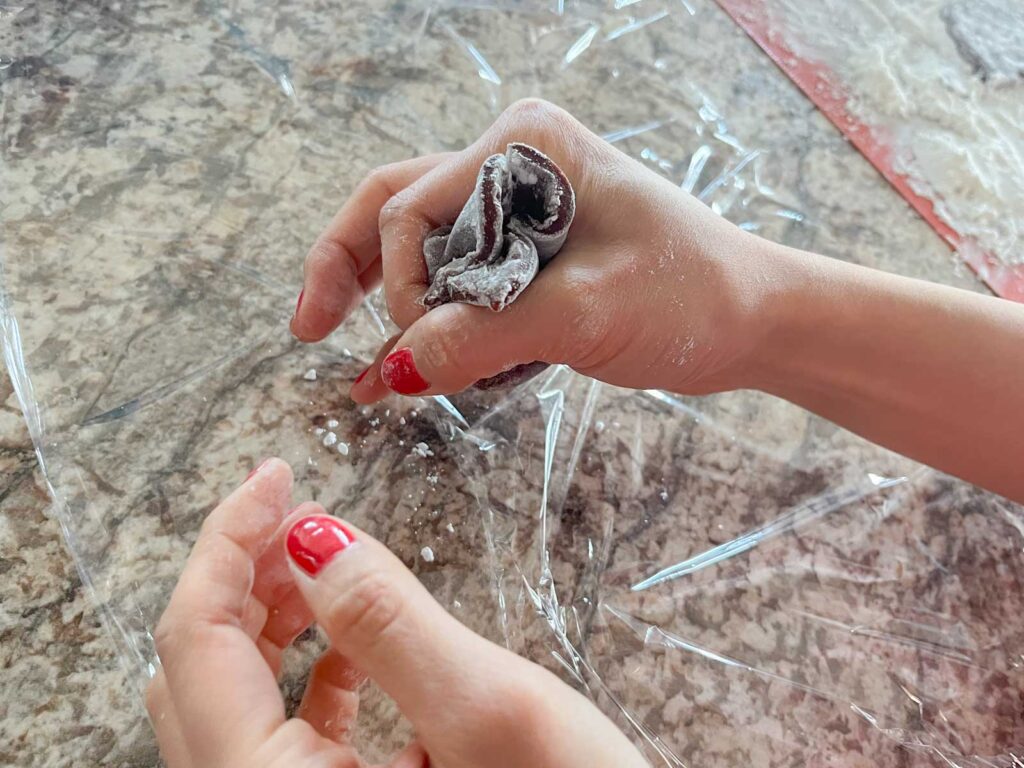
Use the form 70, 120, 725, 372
290, 98, 782, 401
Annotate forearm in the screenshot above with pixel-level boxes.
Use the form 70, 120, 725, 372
748, 242, 1024, 503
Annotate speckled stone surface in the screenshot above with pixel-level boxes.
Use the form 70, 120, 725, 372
2, 1, 1021, 767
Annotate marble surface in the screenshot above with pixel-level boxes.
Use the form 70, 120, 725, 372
2, 1, 1022, 767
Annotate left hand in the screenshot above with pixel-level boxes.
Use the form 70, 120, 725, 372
145, 458, 428, 768
146, 458, 649, 768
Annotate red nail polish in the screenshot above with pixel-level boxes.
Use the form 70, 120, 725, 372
380, 348, 429, 395
293, 289, 304, 319
353, 366, 371, 385
245, 458, 270, 481
287, 515, 356, 577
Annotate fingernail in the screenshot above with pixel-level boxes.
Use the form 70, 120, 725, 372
287, 515, 356, 577
245, 458, 270, 481
293, 289, 304, 320
380, 348, 429, 395
353, 365, 371, 386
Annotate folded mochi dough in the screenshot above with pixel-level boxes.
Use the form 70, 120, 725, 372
421, 143, 576, 390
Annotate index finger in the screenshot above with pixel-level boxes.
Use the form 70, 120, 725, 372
291, 153, 452, 343
153, 458, 295, 763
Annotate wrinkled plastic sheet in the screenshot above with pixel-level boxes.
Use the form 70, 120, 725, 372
716, 0, 1024, 301
2, 1, 1023, 766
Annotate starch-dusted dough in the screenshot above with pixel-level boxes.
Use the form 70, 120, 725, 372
422, 143, 575, 389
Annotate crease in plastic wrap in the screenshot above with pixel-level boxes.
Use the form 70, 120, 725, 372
1, 0, 1022, 766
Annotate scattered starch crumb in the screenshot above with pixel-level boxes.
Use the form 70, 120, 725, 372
595, 420, 606, 433
420, 546, 435, 563
337, 442, 349, 456
369, 418, 380, 427
303, 368, 317, 381
326, 419, 339, 429
323, 432, 338, 447
314, 427, 325, 436
446, 522, 455, 533
426, 473, 439, 485
453, 600, 461, 609
659, 489, 669, 502
399, 416, 406, 425
411, 442, 433, 458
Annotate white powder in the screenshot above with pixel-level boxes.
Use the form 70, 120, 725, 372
326, 419, 339, 428
420, 546, 435, 563
303, 368, 317, 381
411, 442, 434, 458
337, 442, 349, 456
766, 0, 1024, 265
322, 432, 337, 447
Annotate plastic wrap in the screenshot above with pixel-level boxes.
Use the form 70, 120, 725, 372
2, 1, 1022, 766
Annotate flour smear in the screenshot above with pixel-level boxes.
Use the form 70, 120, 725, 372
766, 0, 1024, 266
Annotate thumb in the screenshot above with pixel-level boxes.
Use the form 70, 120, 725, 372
283, 509, 502, 729
371, 292, 564, 398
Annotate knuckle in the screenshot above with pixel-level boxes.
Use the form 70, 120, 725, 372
306, 237, 341, 273
362, 163, 399, 196
503, 98, 569, 133
378, 187, 417, 233
417, 324, 461, 375
307, 237, 358, 292
385, 286, 421, 330
326, 572, 404, 649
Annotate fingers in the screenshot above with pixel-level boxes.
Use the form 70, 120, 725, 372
349, 333, 401, 404
297, 649, 366, 742
386, 742, 429, 768
354, 259, 611, 400
283, 513, 495, 731
291, 153, 452, 343
283, 512, 650, 768
152, 459, 295, 765
145, 671, 193, 768
377, 101, 594, 334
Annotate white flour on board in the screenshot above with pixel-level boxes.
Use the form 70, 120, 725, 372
766, 0, 1024, 266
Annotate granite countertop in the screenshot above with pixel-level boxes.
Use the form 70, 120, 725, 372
1, 1, 1019, 767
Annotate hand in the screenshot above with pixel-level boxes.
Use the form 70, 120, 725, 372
147, 458, 649, 768
290, 98, 779, 401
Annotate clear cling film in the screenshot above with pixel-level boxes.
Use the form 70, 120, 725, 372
2, 1, 1022, 766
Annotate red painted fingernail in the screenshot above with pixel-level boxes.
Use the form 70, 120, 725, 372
293, 289, 304, 319
353, 365, 371, 385
287, 515, 356, 577
380, 348, 429, 395
245, 458, 270, 482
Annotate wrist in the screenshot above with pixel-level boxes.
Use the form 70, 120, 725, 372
706, 235, 818, 394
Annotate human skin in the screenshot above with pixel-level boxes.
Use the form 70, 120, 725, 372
291, 98, 1024, 504
151, 99, 1024, 766
146, 459, 650, 768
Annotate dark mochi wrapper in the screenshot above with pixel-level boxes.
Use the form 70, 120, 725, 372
421, 143, 576, 390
